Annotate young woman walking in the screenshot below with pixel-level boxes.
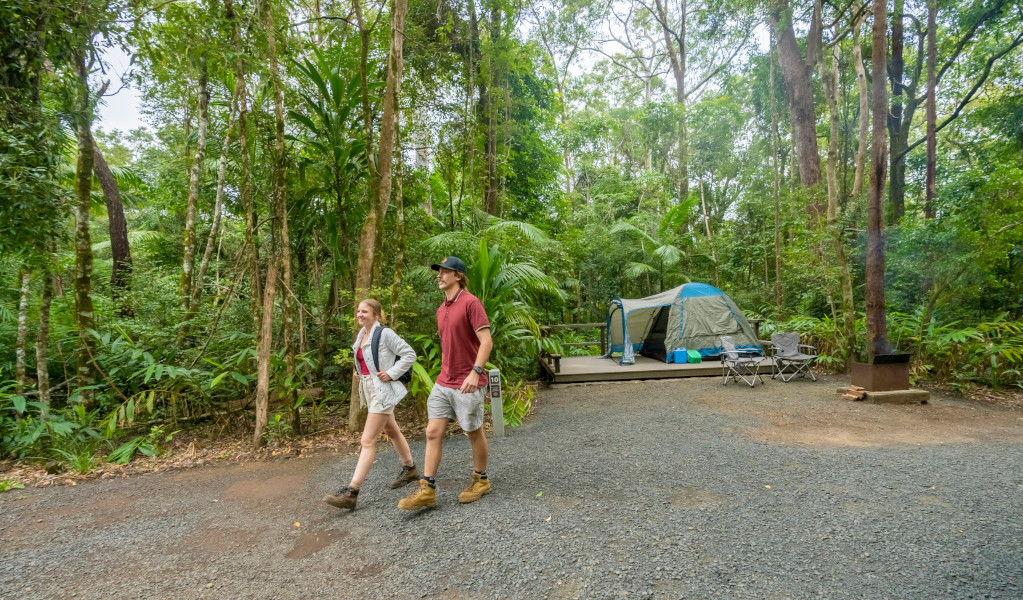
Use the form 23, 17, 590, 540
324, 299, 419, 510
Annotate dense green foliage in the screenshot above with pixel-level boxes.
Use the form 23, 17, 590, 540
1, 0, 1021, 468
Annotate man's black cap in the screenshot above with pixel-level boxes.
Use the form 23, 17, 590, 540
431, 256, 467, 274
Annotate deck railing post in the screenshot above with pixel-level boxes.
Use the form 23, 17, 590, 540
600, 325, 606, 355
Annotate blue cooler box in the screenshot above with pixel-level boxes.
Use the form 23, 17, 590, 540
673, 348, 688, 364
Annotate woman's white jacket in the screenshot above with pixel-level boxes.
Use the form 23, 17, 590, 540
352, 322, 417, 411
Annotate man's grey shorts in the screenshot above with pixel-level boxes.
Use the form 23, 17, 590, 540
427, 384, 486, 432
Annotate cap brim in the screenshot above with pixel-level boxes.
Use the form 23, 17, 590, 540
430, 264, 442, 271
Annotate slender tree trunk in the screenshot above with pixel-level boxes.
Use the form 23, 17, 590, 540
351, 0, 408, 432
467, 0, 487, 210
887, 0, 905, 223
316, 275, 338, 382
36, 269, 52, 412
15, 270, 30, 393
224, 0, 261, 339
73, 56, 97, 407
390, 126, 406, 323
852, 4, 869, 197
180, 57, 210, 319
252, 257, 278, 450
354, 0, 407, 299
820, 44, 840, 224
867, 0, 891, 358
263, 0, 298, 434
770, 35, 783, 312
353, 0, 380, 192
93, 142, 133, 316
820, 39, 855, 370
699, 180, 719, 286
483, 1, 500, 215
193, 90, 239, 309
924, 0, 937, 218
655, 0, 689, 202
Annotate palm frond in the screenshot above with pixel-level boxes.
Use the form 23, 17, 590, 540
406, 265, 439, 288
609, 220, 658, 245
653, 244, 685, 265
482, 217, 551, 245
625, 262, 659, 279
496, 262, 563, 299
421, 230, 476, 253
91, 230, 166, 253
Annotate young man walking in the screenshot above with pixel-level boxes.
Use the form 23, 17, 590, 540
399, 256, 493, 510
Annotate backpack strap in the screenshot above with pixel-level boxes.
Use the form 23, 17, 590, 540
370, 326, 386, 374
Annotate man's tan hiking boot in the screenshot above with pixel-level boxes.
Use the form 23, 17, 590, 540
389, 464, 420, 489
398, 479, 436, 510
458, 472, 491, 503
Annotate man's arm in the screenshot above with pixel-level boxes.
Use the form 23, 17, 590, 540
460, 327, 493, 394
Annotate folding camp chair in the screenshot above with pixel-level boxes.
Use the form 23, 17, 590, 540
770, 332, 818, 382
721, 335, 766, 387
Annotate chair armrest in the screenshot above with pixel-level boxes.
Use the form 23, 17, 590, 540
733, 350, 763, 358
798, 344, 818, 354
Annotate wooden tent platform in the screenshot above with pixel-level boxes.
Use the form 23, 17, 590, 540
539, 354, 775, 384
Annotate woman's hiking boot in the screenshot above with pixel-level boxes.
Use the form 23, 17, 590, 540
389, 464, 420, 489
458, 472, 491, 503
397, 479, 436, 510
324, 485, 359, 509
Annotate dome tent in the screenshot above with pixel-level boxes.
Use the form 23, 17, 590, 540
606, 282, 762, 365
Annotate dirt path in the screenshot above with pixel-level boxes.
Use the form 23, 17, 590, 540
3, 374, 1022, 599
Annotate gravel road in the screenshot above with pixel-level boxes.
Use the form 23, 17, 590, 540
3, 373, 1022, 599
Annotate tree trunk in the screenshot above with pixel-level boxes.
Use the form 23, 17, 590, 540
36, 269, 53, 413
316, 275, 338, 382
353, 0, 407, 299
820, 38, 855, 370
263, 0, 298, 435
224, 0, 262, 339
655, 0, 689, 203
820, 43, 840, 223
390, 126, 406, 323
73, 57, 97, 407
867, 0, 891, 358
467, 0, 487, 210
353, 0, 380, 192
15, 270, 30, 393
252, 257, 278, 450
852, 3, 869, 197
483, 1, 500, 215
769, 0, 823, 207
180, 57, 210, 320
770, 34, 783, 312
699, 180, 719, 287
887, 0, 905, 223
193, 90, 239, 309
351, 0, 408, 432
92, 142, 133, 316
924, 0, 937, 218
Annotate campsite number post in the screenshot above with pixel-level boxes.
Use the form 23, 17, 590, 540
488, 369, 504, 438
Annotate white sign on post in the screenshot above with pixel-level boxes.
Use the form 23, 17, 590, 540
488, 369, 504, 438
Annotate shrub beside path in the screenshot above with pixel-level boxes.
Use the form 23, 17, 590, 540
2, 374, 1022, 599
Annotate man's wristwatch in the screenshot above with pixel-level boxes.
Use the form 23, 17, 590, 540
472, 365, 484, 376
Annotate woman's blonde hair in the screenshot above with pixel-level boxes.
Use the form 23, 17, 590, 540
358, 298, 387, 325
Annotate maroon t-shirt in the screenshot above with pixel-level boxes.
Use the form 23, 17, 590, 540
436, 289, 490, 389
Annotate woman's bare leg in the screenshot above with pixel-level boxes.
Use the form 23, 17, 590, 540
382, 414, 414, 467
350, 413, 388, 488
